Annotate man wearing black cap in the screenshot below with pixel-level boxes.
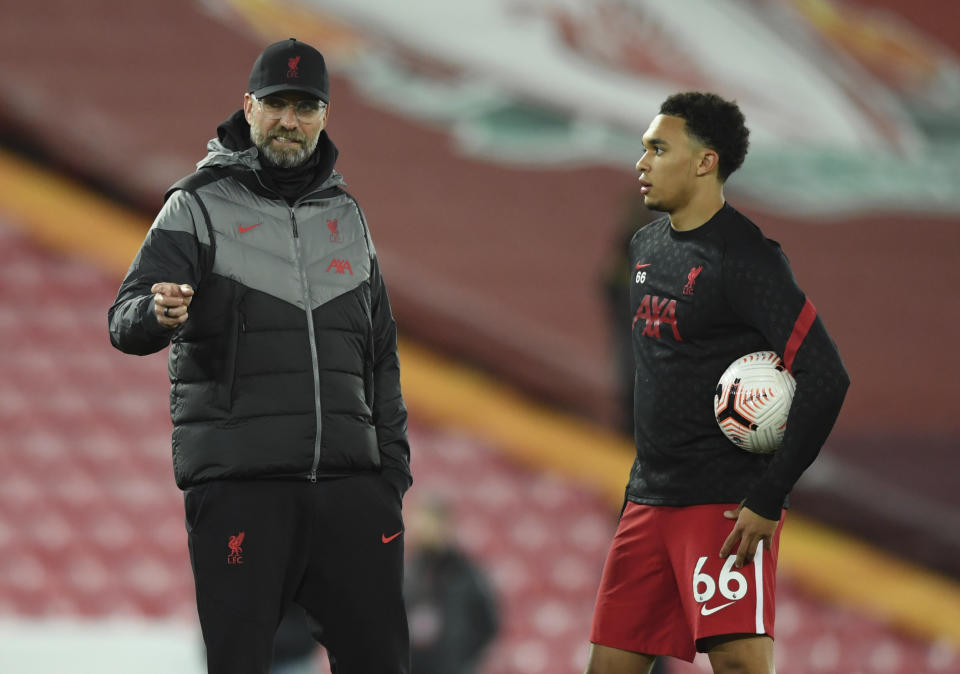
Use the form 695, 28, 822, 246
109, 38, 411, 673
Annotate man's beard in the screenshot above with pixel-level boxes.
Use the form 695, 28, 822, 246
250, 123, 320, 168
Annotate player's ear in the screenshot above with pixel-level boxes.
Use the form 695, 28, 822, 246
696, 149, 719, 177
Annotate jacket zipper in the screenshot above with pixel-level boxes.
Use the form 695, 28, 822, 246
289, 206, 324, 483
249, 170, 330, 482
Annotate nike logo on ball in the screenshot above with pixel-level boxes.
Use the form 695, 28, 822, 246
700, 601, 736, 616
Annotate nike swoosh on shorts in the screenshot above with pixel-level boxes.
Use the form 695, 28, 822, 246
700, 600, 736, 616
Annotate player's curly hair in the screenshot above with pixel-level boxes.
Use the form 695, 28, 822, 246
659, 92, 750, 182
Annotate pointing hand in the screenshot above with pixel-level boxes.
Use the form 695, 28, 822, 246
152, 283, 194, 329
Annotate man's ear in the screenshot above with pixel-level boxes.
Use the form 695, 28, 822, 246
243, 93, 255, 125
696, 149, 719, 177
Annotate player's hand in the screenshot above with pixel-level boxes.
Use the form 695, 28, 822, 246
152, 283, 194, 329
719, 503, 778, 568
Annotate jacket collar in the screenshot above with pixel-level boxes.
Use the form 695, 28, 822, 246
198, 109, 344, 202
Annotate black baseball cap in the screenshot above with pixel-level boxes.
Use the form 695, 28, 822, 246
248, 38, 329, 103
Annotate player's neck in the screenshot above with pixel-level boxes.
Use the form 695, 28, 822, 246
668, 188, 725, 232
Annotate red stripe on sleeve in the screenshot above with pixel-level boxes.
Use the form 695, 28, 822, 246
783, 298, 817, 372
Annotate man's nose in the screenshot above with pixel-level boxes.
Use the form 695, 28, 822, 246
278, 104, 300, 126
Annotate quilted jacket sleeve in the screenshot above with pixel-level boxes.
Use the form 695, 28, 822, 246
108, 191, 204, 355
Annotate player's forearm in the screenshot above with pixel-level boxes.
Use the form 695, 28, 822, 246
745, 336, 850, 518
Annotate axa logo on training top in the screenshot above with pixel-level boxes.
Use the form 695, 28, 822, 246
227, 531, 245, 566
632, 263, 707, 341
633, 295, 681, 341
327, 258, 353, 275
287, 56, 301, 79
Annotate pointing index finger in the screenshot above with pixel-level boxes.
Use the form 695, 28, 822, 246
735, 538, 752, 568
719, 526, 738, 559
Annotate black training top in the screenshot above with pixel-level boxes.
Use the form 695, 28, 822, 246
625, 203, 849, 520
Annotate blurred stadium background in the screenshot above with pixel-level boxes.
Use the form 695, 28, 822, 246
1, 0, 958, 672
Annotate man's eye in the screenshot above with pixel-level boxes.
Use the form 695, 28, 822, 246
262, 97, 287, 110
295, 101, 321, 114
655, 147, 664, 155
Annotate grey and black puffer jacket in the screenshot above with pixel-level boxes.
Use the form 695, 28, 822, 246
108, 114, 410, 496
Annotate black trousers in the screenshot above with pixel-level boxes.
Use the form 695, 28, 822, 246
184, 474, 409, 673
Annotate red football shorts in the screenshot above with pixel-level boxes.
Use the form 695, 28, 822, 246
590, 502, 783, 662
